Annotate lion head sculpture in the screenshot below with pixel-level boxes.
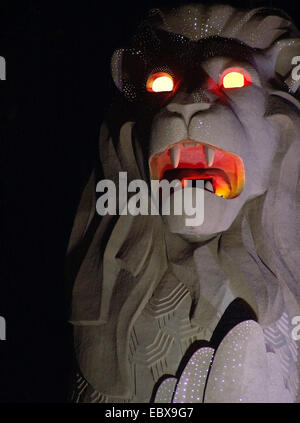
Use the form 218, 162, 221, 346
67, 3, 300, 402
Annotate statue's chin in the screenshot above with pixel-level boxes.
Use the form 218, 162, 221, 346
163, 213, 220, 243
178, 232, 219, 243
162, 189, 243, 242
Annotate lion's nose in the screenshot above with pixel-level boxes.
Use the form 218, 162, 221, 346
166, 102, 211, 126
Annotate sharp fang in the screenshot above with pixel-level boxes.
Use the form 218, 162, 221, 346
170, 145, 180, 168
204, 180, 214, 192
205, 146, 214, 167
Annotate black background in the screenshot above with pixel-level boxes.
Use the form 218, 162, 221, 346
0, 0, 299, 403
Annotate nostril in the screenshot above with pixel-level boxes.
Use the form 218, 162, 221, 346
166, 102, 211, 125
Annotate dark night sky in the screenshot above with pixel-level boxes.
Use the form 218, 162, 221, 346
0, 0, 300, 403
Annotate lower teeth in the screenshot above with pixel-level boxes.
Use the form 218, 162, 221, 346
204, 180, 214, 193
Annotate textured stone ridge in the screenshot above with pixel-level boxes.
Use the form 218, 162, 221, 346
72, 276, 210, 402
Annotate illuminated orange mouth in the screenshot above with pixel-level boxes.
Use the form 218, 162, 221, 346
149, 139, 245, 199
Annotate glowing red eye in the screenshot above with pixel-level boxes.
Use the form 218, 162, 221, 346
220, 68, 252, 89
146, 72, 174, 93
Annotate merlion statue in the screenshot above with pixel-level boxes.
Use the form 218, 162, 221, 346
67, 3, 300, 403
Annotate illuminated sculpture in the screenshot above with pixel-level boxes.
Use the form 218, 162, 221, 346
67, 4, 300, 402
